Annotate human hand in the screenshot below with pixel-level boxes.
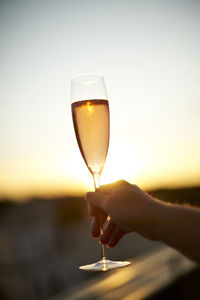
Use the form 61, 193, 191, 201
88, 204, 129, 247
86, 180, 159, 247
87, 180, 200, 265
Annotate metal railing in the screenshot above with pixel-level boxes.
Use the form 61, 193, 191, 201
51, 245, 197, 300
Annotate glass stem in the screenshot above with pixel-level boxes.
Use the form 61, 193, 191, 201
92, 172, 106, 261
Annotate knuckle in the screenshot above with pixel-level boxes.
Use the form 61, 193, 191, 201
115, 180, 129, 192
117, 179, 127, 186
131, 184, 138, 190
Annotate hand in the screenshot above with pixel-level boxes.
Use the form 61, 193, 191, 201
88, 204, 129, 247
86, 180, 158, 247
87, 180, 200, 265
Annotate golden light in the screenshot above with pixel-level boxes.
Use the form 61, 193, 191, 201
64, 140, 146, 192
101, 140, 145, 186
65, 150, 93, 189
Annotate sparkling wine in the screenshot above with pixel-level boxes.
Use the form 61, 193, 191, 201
72, 99, 109, 175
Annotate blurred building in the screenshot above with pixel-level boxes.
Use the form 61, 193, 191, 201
0, 198, 86, 300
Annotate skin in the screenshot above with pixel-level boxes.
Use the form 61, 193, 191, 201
86, 180, 200, 265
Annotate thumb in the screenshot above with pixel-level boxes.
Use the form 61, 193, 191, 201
86, 191, 106, 211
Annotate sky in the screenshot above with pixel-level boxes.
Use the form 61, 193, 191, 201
1, 0, 200, 199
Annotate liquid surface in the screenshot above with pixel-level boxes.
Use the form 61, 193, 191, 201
72, 99, 110, 174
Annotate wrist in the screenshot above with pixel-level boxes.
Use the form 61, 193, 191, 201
148, 199, 170, 241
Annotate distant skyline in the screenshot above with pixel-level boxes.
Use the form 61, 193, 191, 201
1, 0, 200, 199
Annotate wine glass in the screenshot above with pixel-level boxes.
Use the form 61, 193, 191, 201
71, 73, 130, 271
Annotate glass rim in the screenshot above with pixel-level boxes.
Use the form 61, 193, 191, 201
71, 73, 104, 81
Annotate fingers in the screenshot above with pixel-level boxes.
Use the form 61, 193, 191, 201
99, 180, 129, 194
100, 220, 116, 244
89, 204, 107, 240
91, 217, 100, 238
86, 180, 130, 247
88, 203, 98, 217
86, 191, 106, 210
88, 203, 107, 224
91, 217, 126, 247
99, 182, 116, 194
100, 220, 126, 247
86, 180, 129, 211
107, 228, 125, 247
85, 191, 109, 214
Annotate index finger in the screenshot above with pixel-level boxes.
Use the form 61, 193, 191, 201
88, 203, 98, 217
100, 180, 129, 194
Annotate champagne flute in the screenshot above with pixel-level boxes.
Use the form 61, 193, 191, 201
71, 73, 130, 271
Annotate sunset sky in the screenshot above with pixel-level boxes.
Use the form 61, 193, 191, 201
1, 0, 200, 199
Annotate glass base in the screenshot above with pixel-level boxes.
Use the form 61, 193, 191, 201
79, 257, 131, 271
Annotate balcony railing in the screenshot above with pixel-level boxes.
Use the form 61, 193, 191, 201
51, 245, 197, 300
